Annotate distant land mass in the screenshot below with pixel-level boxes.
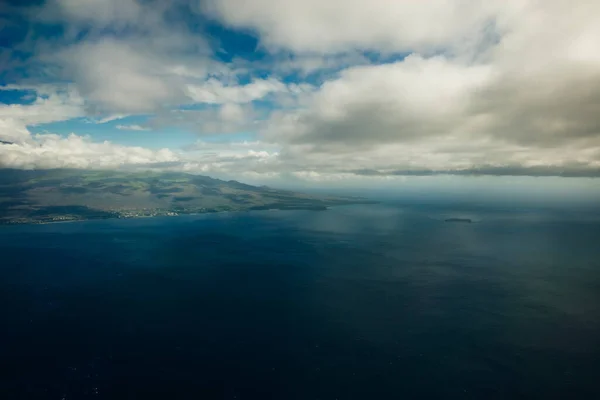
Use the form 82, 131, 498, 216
0, 169, 375, 225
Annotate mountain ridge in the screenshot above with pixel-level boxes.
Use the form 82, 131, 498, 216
0, 169, 374, 225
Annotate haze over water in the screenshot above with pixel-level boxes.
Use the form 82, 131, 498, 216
1, 201, 599, 399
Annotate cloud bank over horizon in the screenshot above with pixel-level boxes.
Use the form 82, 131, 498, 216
1, 0, 600, 183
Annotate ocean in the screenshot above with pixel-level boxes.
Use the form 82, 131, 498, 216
1, 203, 599, 399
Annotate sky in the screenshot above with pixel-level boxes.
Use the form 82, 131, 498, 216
1, 0, 600, 189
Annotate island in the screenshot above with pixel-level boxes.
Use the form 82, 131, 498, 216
0, 169, 376, 225
444, 218, 473, 223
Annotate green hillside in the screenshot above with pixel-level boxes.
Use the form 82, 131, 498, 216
0, 169, 372, 224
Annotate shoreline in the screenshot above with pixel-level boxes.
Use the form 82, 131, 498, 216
0, 202, 376, 227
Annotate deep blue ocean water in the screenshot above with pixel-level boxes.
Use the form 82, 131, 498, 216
1, 204, 599, 399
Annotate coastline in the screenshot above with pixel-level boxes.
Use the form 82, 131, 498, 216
0, 201, 377, 227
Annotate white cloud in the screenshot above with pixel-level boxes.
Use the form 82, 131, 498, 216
0, 133, 178, 170
33, 0, 214, 114
185, 139, 279, 154
272, 53, 373, 76
54, 39, 191, 114
116, 124, 150, 131
186, 78, 305, 104
0, 118, 31, 144
40, 0, 145, 28
251, 1, 600, 177
92, 114, 129, 124
177, 139, 281, 178
2, 0, 600, 180
202, 0, 507, 54
0, 90, 178, 170
150, 103, 260, 135
262, 55, 493, 146
0, 87, 85, 143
